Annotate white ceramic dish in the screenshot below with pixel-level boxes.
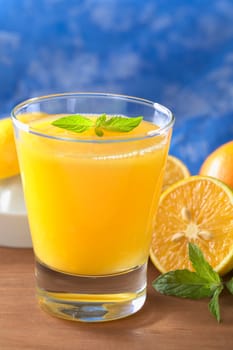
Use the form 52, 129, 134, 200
0, 175, 32, 248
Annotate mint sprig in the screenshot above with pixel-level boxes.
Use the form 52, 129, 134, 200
152, 243, 233, 322
51, 114, 143, 137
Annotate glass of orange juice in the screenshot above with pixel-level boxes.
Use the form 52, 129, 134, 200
12, 93, 174, 322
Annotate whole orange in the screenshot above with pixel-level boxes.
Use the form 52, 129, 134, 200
199, 141, 233, 189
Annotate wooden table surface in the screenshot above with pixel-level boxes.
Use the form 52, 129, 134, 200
0, 247, 232, 350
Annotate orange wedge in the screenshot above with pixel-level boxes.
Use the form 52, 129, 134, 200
150, 176, 233, 275
162, 155, 190, 191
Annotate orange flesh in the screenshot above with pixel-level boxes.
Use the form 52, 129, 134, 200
162, 155, 190, 191
151, 177, 233, 274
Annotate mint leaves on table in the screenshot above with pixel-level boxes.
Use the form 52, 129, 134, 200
52, 114, 143, 137
152, 243, 233, 322
208, 286, 224, 322
226, 278, 233, 294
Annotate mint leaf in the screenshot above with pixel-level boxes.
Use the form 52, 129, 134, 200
153, 270, 214, 299
188, 243, 221, 284
96, 114, 107, 127
100, 116, 143, 132
226, 277, 233, 294
208, 285, 223, 322
52, 115, 94, 133
52, 114, 143, 136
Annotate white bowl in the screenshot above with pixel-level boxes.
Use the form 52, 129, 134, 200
0, 176, 32, 247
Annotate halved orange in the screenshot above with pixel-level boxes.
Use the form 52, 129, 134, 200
150, 176, 233, 275
0, 117, 20, 180
162, 155, 190, 192
0, 113, 47, 180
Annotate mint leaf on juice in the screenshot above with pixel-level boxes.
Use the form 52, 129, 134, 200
97, 115, 143, 133
52, 115, 94, 133
52, 114, 143, 137
95, 114, 107, 127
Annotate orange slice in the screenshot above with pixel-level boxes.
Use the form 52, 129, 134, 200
162, 155, 190, 191
150, 176, 233, 275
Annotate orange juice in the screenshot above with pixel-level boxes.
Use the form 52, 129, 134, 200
13, 93, 174, 322
17, 113, 171, 275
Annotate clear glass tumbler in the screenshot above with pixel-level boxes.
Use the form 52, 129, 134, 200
12, 93, 174, 322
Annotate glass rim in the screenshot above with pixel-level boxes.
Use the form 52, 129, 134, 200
11, 92, 175, 144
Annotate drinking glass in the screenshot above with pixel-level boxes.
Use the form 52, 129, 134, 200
12, 92, 174, 322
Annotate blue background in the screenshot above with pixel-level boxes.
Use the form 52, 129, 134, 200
0, 0, 232, 174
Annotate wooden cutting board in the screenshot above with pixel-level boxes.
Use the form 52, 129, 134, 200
0, 247, 232, 350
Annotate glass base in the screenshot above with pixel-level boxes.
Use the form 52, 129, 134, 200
35, 260, 147, 322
